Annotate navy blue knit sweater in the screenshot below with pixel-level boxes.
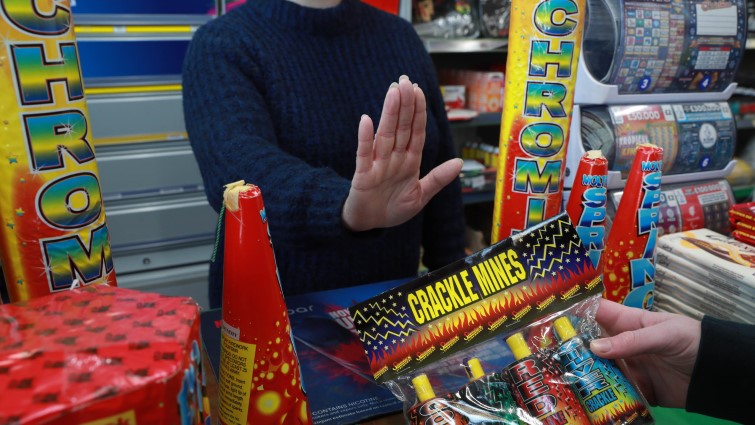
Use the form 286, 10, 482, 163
183, 0, 466, 308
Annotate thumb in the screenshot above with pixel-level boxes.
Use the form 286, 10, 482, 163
418, 158, 463, 205
590, 324, 672, 360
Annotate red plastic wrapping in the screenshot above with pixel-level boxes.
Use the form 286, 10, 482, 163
219, 182, 311, 425
0, 285, 204, 425
603, 144, 663, 309
566, 150, 609, 270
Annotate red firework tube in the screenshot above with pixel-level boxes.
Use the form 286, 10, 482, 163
603, 144, 663, 309
505, 333, 590, 424
219, 181, 312, 425
566, 150, 609, 270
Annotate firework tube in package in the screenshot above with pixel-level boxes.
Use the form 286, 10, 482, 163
0, 0, 116, 303
350, 213, 653, 424
219, 181, 312, 425
491, 0, 586, 242
603, 144, 663, 310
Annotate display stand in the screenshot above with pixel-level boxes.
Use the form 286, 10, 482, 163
574, 53, 738, 106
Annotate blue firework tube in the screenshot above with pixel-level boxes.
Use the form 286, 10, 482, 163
554, 317, 654, 425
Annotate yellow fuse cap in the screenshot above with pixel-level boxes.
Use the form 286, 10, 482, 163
554, 317, 577, 341
505, 333, 532, 361
412, 374, 436, 403
467, 358, 486, 380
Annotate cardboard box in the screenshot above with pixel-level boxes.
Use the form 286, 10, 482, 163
439, 70, 504, 113
0, 285, 205, 425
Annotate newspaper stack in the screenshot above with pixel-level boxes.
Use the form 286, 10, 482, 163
653, 228, 755, 324
729, 201, 755, 246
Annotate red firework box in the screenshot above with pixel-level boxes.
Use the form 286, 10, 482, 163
351, 213, 652, 424
0, 285, 206, 425
730, 202, 755, 232
603, 144, 663, 310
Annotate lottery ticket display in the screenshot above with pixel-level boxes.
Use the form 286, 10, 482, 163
581, 0, 746, 94
580, 102, 735, 177
610, 179, 734, 237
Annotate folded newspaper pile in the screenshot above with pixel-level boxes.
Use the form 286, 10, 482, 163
653, 228, 755, 324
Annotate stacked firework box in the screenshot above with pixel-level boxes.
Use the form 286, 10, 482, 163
653, 228, 755, 324
729, 202, 755, 246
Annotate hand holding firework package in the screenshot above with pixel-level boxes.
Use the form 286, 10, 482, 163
350, 213, 654, 425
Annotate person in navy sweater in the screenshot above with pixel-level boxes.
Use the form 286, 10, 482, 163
182, 0, 466, 308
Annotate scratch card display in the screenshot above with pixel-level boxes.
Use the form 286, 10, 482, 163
580, 0, 746, 93
350, 214, 655, 424
581, 103, 735, 178
611, 179, 734, 237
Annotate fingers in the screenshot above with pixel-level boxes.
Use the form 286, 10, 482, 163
374, 82, 400, 159
408, 84, 427, 155
355, 114, 374, 174
590, 321, 677, 359
595, 298, 670, 337
394, 76, 416, 152
418, 158, 463, 205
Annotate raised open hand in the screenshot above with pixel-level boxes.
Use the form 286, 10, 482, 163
341, 75, 462, 232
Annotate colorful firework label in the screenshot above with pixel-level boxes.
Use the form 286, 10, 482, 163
0, 0, 116, 302
220, 182, 311, 425
505, 332, 590, 424
554, 317, 653, 425
350, 213, 603, 384
565, 150, 608, 270
603, 144, 663, 309
491, 0, 586, 242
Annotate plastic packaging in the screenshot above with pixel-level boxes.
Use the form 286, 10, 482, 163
479, 0, 511, 38
412, 0, 481, 38
0, 286, 205, 425
219, 181, 312, 425
0, 0, 117, 302
491, 0, 586, 242
352, 213, 654, 425
603, 144, 663, 309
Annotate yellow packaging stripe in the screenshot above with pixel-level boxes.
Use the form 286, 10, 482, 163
75, 25, 195, 34
85, 84, 182, 96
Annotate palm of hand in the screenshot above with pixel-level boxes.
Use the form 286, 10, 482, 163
342, 76, 461, 232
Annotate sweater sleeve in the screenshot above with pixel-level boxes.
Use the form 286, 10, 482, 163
182, 23, 354, 247
685, 315, 755, 424
410, 30, 467, 270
